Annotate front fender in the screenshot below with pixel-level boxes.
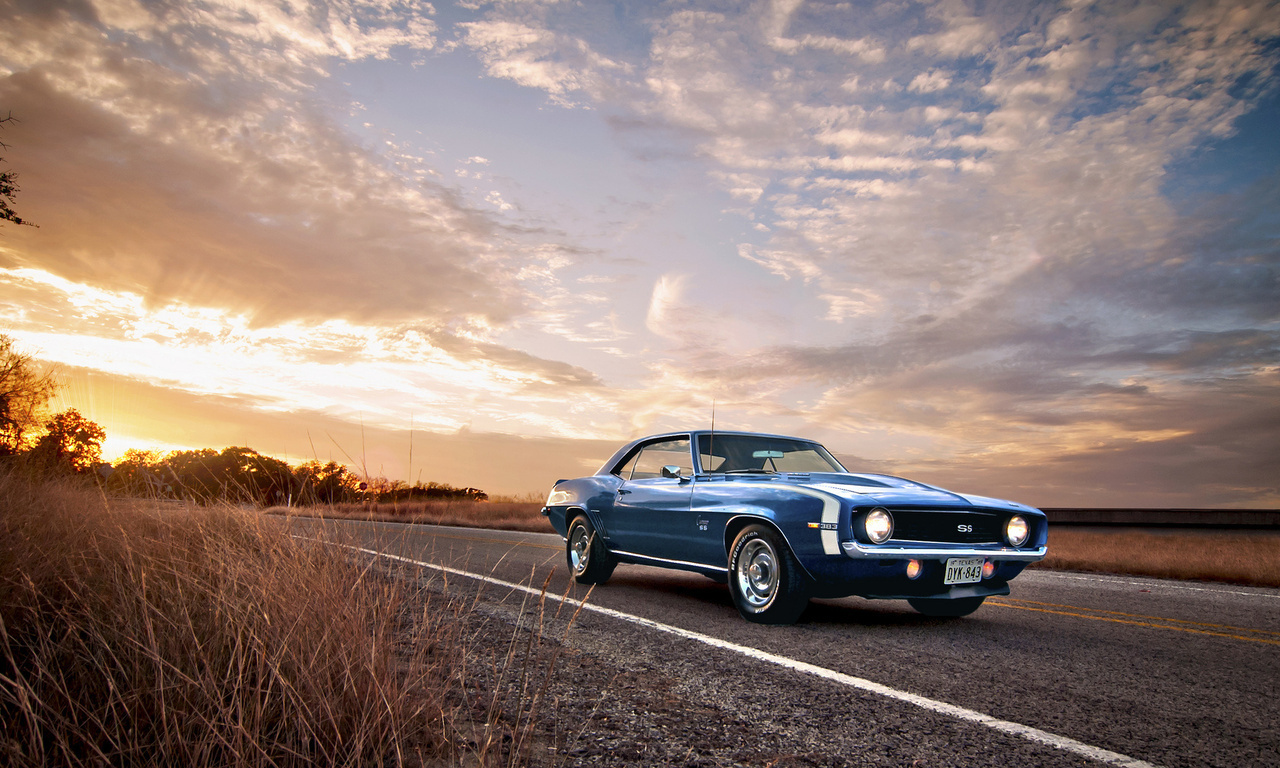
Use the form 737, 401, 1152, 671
698, 483, 846, 574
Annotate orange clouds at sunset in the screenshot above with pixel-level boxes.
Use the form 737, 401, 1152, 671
2, 0, 1276, 504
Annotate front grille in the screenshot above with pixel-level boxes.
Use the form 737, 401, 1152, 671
888, 510, 1003, 544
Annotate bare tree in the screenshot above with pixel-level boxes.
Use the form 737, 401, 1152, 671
0, 334, 59, 455
1, 112, 34, 227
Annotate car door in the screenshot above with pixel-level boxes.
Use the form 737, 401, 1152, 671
604, 437, 698, 561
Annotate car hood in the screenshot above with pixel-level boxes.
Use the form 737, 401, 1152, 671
763, 472, 1038, 513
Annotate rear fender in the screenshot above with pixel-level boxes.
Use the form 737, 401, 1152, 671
544, 475, 620, 539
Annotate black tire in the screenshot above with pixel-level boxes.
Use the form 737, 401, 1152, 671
908, 596, 986, 617
728, 525, 809, 624
566, 515, 616, 585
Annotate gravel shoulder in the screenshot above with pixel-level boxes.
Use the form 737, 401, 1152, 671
388, 560, 1109, 768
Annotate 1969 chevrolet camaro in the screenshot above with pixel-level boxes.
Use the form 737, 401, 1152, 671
542, 431, 1048, 624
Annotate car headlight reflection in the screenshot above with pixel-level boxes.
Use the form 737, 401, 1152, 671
864, 508, 893, 544
1005, 515, 1029, 547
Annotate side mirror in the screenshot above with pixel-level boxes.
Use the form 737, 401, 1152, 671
661, 465, 684, 480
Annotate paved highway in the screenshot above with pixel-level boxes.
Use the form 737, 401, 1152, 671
287, 518, 1279, 768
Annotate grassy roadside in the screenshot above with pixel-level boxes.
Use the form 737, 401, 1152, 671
1032, 527, 1280, 588
271, 500, 1280, 589
0, 471, 581, 768
266, 499, 551, 533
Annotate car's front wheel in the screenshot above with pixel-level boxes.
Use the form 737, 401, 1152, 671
908, 596, 986, 617
728, 525, 808, 624
567, 515, 616, 585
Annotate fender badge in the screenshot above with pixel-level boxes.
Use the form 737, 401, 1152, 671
808, 522, 838, 531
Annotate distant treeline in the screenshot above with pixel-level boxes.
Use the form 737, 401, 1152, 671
105, 447, 488, 506
0, 333, 488, 507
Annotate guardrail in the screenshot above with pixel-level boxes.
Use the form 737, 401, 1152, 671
1042, 508, 1280, 529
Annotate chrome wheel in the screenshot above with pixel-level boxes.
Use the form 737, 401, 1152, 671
565, 516, 616, 585
569, 523, 591, 576
727, 525, 809, 624
735, 538, 779, 609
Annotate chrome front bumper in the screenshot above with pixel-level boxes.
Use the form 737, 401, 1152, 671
841, 540, 1048, 561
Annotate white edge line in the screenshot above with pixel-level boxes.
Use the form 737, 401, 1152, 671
334, 540, 1161, 768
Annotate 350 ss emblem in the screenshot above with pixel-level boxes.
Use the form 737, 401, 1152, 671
956, 524, 974, 533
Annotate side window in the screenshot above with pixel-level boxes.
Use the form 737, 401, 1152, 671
628, 438, 692, 480
614, 451, 642, 480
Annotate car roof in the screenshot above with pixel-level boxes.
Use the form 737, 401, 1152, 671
634, 429, 817, 442
595, 430, 826, 475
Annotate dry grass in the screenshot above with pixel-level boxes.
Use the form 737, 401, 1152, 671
0, 470, 476, 767
269, 499, 550, 534
1031, 527, 1280, 588
0, 468, 604, 768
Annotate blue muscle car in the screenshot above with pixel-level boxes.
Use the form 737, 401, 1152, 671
542, 431, 1047, 624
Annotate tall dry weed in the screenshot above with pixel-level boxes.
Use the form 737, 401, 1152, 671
0, 466, 464, 767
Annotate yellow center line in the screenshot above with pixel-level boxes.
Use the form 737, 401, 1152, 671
987, 599, 1280, 647
997, 597, 1280, 637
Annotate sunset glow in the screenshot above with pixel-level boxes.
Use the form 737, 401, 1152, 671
2, 0, 1276, 504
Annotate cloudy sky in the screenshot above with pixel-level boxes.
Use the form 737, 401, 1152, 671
1, 0, 1276, 506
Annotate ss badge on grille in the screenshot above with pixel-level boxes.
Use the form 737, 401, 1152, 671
957, 524, 973, 533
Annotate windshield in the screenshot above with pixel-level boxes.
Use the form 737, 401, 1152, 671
696, 434, 846, 474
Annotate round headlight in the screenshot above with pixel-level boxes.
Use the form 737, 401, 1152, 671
864, 508, 893, 544
1005, 515, 1029, 547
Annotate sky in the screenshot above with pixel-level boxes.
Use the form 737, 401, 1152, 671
0, 0, 1277, 507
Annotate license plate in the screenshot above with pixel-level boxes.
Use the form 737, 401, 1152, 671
944, 557, 984, 585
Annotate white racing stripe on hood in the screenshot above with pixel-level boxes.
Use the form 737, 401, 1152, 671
812, 483, 887, 498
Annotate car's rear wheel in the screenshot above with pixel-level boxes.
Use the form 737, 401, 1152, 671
908, 596, 986, 617
728, 525, 808, 624
567, 515, 615, 585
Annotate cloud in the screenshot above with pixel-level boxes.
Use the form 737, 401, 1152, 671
0, 0, 547, 331
0, 264, 611, 443
455, 6, 632, 107
907, 69, 952, 93
458, 19, 585, 97
645, 273, 687, 340
4, 0, 1277, 506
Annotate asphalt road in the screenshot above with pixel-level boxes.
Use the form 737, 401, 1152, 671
287, 518, 1279, 768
